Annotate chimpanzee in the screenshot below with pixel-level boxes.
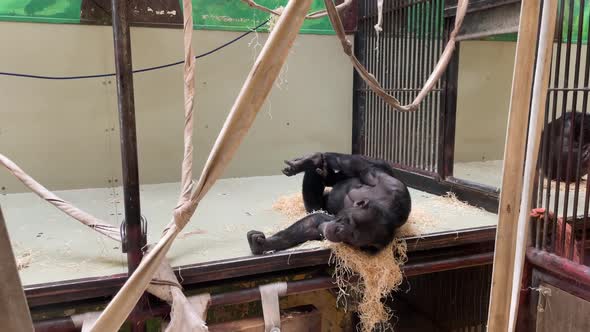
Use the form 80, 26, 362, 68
246, 152, 412, 255
543, 111, 590, 181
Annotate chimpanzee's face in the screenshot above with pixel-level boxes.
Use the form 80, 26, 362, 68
319, 200, 390, 251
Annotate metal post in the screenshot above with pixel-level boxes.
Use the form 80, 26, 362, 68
351, 0, 367, 155
437, 16, 459, 180
110, 0, 146, 330
111, 0, 143, 275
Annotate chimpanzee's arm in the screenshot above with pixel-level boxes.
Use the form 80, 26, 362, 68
247, 212, 333, 254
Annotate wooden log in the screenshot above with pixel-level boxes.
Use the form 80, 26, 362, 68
0, 207, 34, 332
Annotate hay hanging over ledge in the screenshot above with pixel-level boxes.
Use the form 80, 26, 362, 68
271, 192, 435, 330
328, 239, 407, 332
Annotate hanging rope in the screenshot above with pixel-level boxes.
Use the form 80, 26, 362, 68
0, 153, 121, 242
179, 0, 196, 205
324, 0, 468, 112
246, 0, 469, 112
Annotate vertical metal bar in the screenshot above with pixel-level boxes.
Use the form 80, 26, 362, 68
374, 10, 387, 158
386, 1, 394, 162
568, 0, 586, 260
437, 12, 458, 179
111, 0, 143, 276
418, 0, 427, 170
541, 92, 553, 250
352, 0, 367, 155
550, 0, 566, 251
559, 0, 575, 258
110, 1, 146, 330
580, 0, 590, 264
389, 2, 396, 163
365, 0, 373, 158
538, 44, 555, 250
423, 0, 431, 170
415, 0, 423, 169
443, 38, 459, 178
434, 0, 443, 176
410, 1, 418, 168
427, 0, 436, 171
401, 1, 408, 165
402, 1, 409, 165
383, 4, 395, 161
368, 0, 376, 159
393, 0, 403, 163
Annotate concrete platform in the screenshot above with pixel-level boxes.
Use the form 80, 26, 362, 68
1, 174, 498, 286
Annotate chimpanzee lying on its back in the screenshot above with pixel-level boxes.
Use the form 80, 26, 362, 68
246, 153, 411, 255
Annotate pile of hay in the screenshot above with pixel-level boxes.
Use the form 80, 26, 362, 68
271, 193, 435, 331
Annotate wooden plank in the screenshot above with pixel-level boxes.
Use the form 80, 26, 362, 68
486, 0, 542, 330
508, 0, 559, 330
207, 305, 321, 332
0, 206, 34, 332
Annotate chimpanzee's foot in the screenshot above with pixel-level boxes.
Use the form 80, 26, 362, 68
247, 230, 267, 255
282, 153, 322, 176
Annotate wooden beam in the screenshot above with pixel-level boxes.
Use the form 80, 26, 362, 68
486, 0, 542, 330
508, 0, 558, 330
0, 206, 34, 332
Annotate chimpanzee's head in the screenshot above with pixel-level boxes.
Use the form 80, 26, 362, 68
319, 200, 401, 254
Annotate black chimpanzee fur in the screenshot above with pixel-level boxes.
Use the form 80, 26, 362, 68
246, 152, 411, 255
543, 111, 590, 181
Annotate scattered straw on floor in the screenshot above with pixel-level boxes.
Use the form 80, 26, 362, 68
272, 192, 307, 220
433, 192, 487, 215
543, 179, 587, 192
16, 249, 34, 271
396, 207, 435, 237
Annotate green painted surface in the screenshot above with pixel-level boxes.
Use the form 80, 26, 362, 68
0, 0, 81, 24
3, 2, 590, 44
484, 1, 590, 43
192, 0, 335, 34
0, 0, 336, 34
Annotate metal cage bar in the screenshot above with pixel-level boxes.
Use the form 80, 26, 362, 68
534, 0, 590, 268
353, 0, 449, 176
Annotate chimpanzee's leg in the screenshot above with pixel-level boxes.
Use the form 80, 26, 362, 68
302, 170, 326, 212
282, 152, 392, 185
247, 212, 333, 254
